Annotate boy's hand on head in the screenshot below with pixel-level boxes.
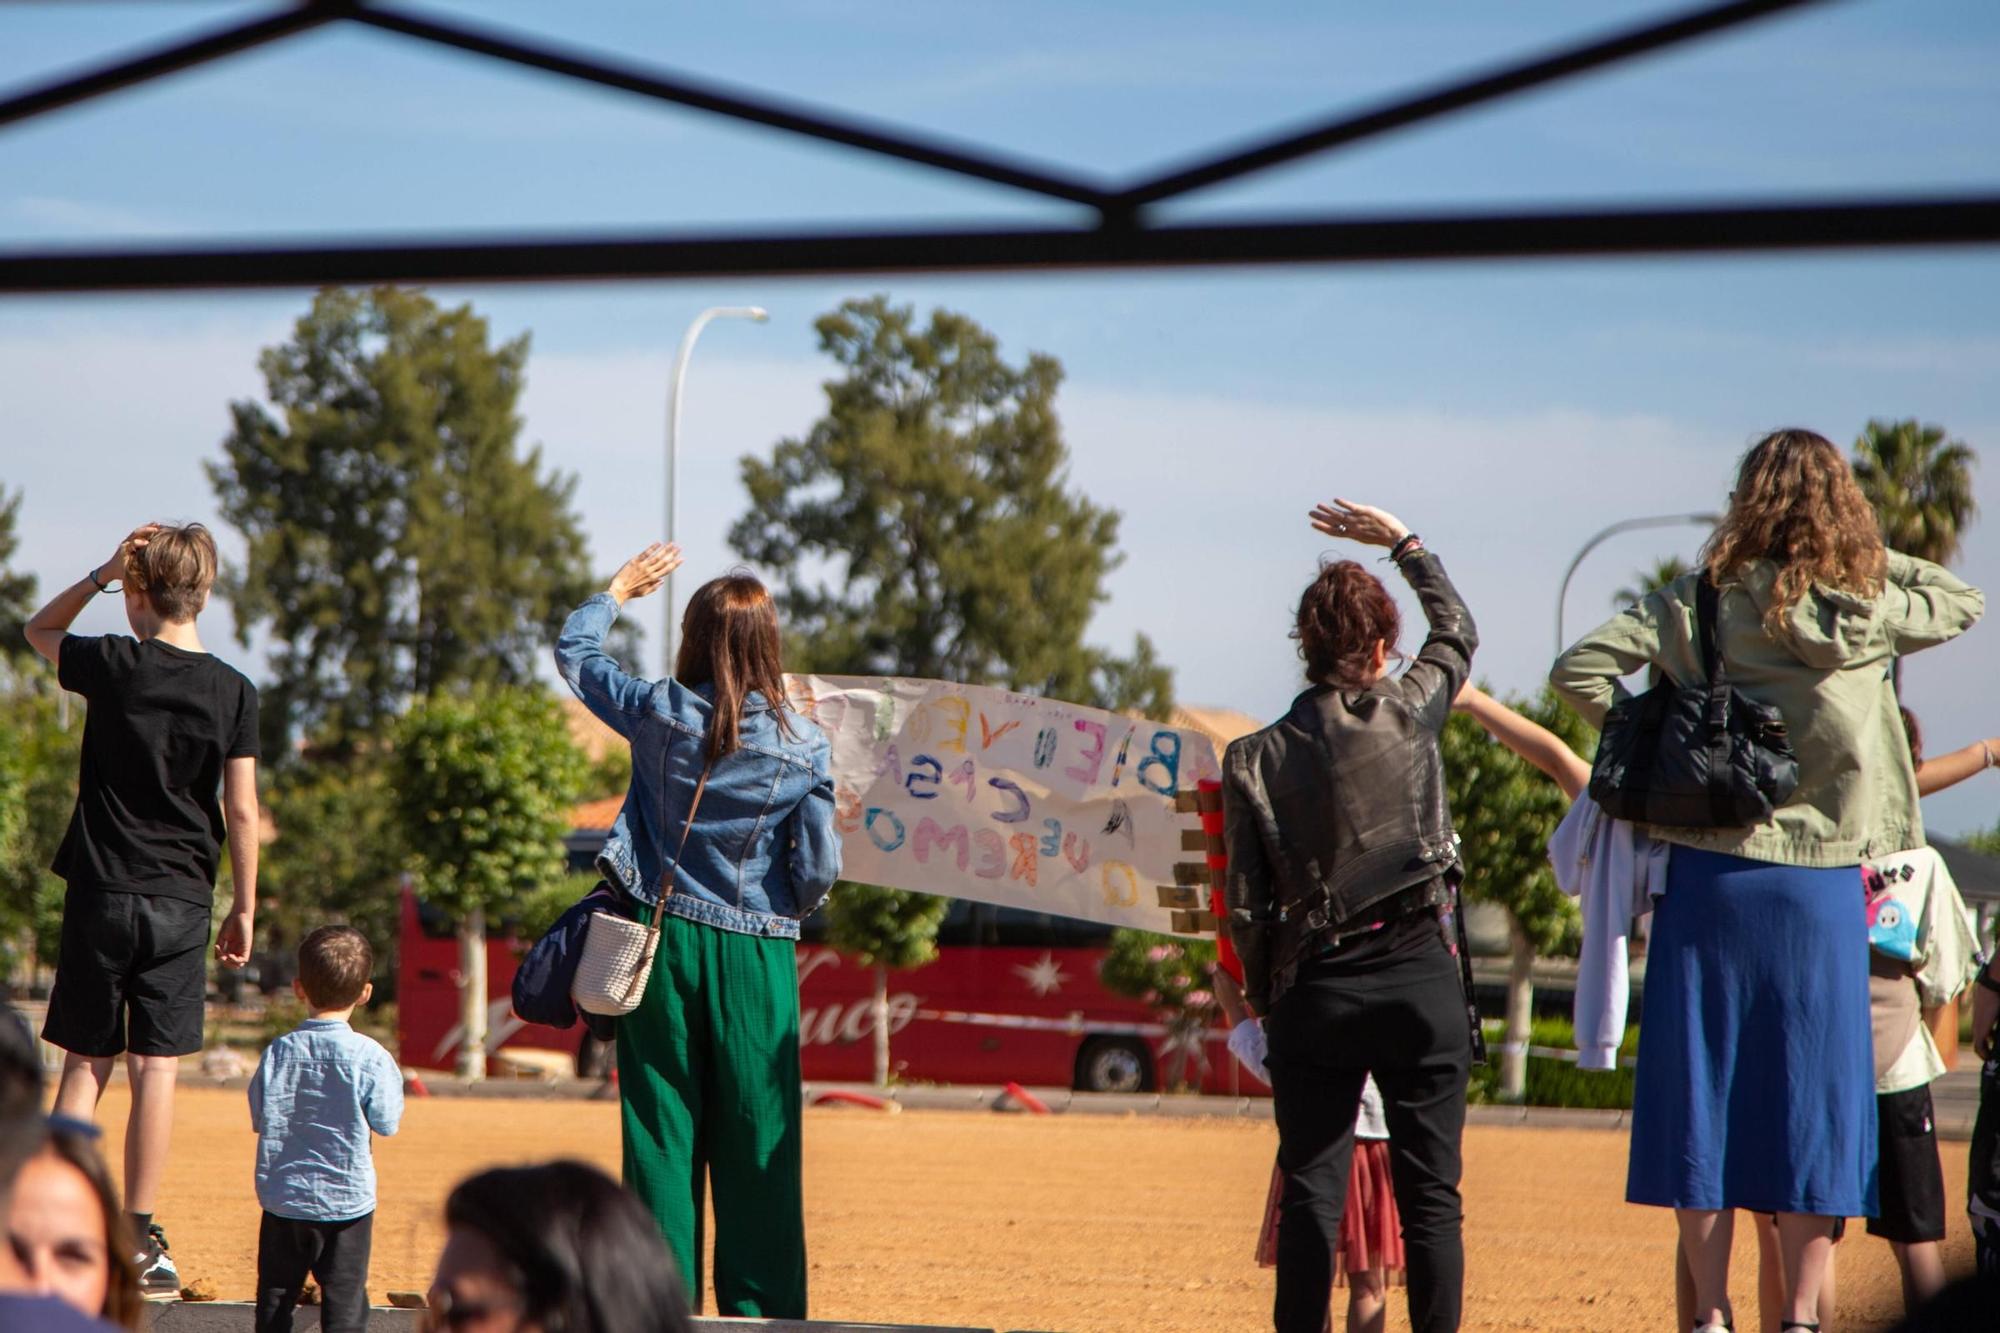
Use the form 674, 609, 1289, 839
215, 910, 253, 969
100, 523, 161, 585
608, 542, 683, 604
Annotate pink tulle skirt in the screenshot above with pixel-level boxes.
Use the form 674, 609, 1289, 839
1255, 1139, 1406, 1287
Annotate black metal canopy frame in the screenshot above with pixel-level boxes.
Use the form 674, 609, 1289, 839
1, 0, 1996, 293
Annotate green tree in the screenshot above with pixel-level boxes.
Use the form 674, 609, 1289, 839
389, 686, 587, 1080
258, 753, 406, 983
209, 287, 617, 759
731, 296, 1177, 1024
822, 882, 951, 1087
0, 683, 80, 981
1440, 688, 1592, 1104
0, 486, 37, 677
1853, 419, 1979, 567
729, 295, 1172, 716
1611, 555, 1693, 608
1852, 420, 1979, 693
1099, 930, 1220, 1092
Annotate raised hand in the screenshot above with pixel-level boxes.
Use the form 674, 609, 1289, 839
608, 542, 683, 604
100, 523, 161, 586
1308, 499, 1410, 549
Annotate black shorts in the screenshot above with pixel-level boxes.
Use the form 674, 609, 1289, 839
1868, 1083, 1946, 1244
42, 889, 211, 1058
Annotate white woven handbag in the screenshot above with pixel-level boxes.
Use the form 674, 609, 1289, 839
573, 765, 710, 1017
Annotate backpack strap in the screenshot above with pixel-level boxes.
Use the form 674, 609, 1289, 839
1695, 573, 1737, 826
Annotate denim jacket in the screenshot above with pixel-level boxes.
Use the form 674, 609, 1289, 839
556, 593, 841, 939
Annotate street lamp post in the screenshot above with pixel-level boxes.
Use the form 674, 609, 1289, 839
1555, 512, 1722, 655
664, 305, 768, 674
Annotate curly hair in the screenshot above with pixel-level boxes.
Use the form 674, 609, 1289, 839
1703, 429, 1885, 633
1294, 559, 1400, 689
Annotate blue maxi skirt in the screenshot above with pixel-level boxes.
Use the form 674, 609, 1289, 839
1627, 846, 1877, 1217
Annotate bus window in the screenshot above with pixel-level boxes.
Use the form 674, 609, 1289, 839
936, 898, 977, 947
984, 905, 1113, 950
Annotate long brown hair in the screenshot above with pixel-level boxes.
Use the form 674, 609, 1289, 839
674, 573, 795, 761
1703, 429, 1885, 633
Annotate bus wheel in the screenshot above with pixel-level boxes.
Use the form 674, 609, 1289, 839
1075, 1037, 1153, 1094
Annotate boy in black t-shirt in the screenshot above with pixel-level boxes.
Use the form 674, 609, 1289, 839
24, 522, 259, 1298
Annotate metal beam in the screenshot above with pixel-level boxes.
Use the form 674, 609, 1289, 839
1115, 0, 1842, 209
3, 195, 1995, 294
0, 2, 348, 132
349, 4, 1114, 212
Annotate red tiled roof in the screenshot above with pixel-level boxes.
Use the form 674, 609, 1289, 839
571, 795, 622, 832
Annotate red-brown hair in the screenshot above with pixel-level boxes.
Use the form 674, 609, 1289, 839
675, 573, 795, 761
1294, 559, 1400, 689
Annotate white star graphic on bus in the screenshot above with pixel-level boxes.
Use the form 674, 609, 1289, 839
1014, 951, 1067, 997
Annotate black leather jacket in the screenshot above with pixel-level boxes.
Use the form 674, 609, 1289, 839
1223, 550, 1477, 1012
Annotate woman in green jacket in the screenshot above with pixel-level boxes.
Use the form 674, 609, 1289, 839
1551, 429, 1982, 1333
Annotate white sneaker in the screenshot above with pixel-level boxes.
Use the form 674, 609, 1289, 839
135, 1224, 180, 1300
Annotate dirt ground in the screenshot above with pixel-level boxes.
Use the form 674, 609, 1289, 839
88, 1086, 1973, 1332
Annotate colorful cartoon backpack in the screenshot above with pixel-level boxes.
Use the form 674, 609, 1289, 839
1865, 863, 1920, 964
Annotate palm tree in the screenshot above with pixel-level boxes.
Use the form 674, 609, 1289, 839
1852, 420, 1979, 567
1611, 555, 1694, 608
1853, 420, 1978, 692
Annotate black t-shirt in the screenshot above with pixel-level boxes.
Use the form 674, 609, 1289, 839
54, 635, 259, 905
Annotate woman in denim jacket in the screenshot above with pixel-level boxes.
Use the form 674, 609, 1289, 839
556, 542, 840, 1320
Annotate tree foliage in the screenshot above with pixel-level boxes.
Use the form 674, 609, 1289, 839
1441, 688, 1593, 955
0, 680, 81, 974
0, 486, 36, 675
387, 686, 588, 922
1851, 419, 1978, 566
1611, 555, 1694, 608
822, 881, 952, 973
259, 753, 406, 977
209, 287, 616, 758
1099, 930, 1220, 1091
729, 295, 1172, 717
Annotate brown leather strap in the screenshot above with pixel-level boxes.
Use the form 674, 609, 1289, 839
623, 763, 711, 1003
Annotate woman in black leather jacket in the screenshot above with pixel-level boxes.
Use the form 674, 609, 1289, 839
1223, 498, 1478, 1333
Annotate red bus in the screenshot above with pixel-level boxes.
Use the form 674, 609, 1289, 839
396, 888, 1247, 1095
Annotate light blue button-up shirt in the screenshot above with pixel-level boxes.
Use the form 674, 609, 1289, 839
248, 1017, 403, 1222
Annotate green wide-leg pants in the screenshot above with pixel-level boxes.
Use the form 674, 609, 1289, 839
616, 911, 805, 1318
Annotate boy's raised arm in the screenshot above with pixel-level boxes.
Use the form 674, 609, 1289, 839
24, 524, 157, 665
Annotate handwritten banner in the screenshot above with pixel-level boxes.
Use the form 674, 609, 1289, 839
785, 676, 1222, 934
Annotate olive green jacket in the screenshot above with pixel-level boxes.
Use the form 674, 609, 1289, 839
1551, 552, 1982, 867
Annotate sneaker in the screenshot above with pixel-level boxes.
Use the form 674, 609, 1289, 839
134, 1224, 180, 1299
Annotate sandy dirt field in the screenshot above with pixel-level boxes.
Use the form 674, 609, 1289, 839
87, 1086, 1973, 1332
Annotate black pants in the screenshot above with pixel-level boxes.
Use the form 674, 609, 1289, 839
1264, 937, 1471, 1333
1973, 1053, 2000, 1276
255, 1211, 373, 1333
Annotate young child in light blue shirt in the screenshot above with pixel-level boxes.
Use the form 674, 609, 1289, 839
247, 926, 402, 1333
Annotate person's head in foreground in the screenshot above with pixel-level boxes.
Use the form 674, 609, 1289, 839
295, 924, 374, 1014
1, 1004, 124, 1331
675, 571, 797, 760
5, 1128, 143, 1329
1703, 427, 1886, 631
121, 521, 217, 634
427, 1161, 692, 1333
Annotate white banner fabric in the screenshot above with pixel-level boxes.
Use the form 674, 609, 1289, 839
785, 676, 1222, 934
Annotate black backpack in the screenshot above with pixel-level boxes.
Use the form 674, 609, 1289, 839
1587, 574, 1800, 828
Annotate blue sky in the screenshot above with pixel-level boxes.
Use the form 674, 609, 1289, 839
4, 1, 1999, 834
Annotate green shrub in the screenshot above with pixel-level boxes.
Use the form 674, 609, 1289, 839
1468, 1017, 1637, 1110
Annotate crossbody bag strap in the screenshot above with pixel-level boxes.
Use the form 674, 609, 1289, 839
1695, 574, 1737, 825
624, 762, 712, 1002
